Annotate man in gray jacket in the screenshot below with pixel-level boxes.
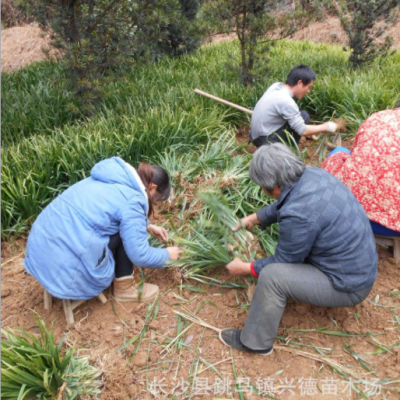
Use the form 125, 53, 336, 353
220, 144, 377, 355
250, 65, 338, 147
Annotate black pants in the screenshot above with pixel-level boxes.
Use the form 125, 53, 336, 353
108, 233, 133, 278
251, 110, 310, 148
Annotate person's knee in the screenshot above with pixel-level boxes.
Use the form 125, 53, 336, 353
258, 263, 284, 288
300, 110, 310, 124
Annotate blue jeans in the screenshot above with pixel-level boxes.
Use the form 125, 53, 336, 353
327, 148, 400, 237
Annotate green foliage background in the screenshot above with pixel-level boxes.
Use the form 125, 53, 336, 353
2, 39, 400, 238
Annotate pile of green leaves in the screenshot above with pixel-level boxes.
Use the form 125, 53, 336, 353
1, 317, 102, 400
148, 133, 277, 285
171, 192, 255, 269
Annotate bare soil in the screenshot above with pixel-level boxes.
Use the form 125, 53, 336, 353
1, 24, 57, 72
2, 135, 400, 400
210, 15, 400, 48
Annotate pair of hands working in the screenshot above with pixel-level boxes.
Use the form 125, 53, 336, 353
148, 211, 261, 268
226, 213, 261, 276
147, 224, 182, 260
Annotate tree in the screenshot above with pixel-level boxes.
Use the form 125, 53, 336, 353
200, 0, 312, 85
152, 0, 204, 58
30, 0, 202, 115
334, 0, 400, 68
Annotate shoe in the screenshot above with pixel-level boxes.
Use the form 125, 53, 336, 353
113, 274, 159, 302
219, 328, 273, 355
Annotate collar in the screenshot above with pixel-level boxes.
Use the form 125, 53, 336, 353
121, 159, 149, 217
283, 84, 295, 98
276, 184, 295, 208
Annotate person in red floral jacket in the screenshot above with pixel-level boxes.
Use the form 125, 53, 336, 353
321, 100, 400, 236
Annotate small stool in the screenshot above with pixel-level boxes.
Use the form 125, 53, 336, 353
43, 289, 107, 325
374, 235, 400, 262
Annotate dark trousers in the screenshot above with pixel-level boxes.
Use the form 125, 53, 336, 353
108, 233, 133, 278
251, 110, 310, 148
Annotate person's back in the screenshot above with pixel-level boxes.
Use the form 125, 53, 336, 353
251, 82, 305, 140
24, 157, 167, 299
249, 65, 338, 148
279, 167, 378, 291
321, 107, 400, 234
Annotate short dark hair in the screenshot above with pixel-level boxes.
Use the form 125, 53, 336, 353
395, 100, 400, 109
286, 64, 316, 86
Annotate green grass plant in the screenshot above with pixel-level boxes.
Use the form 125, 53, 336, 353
1, 317, 102, 400
2, 39, 399, 238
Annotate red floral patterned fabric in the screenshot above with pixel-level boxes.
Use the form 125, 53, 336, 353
321, 108, 400, 232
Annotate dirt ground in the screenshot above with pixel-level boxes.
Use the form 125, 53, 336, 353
210, 15, 400, 48
2, 134, 400, 400
1, 23, 57, 72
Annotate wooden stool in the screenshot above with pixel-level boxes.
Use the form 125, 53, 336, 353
43, 289, 107, 325
374, 235, 400, 262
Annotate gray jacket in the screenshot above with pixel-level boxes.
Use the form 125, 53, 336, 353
250, 82, 307, 140
254, 167, 378, 292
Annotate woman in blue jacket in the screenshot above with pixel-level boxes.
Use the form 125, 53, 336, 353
24, 157, 182, 302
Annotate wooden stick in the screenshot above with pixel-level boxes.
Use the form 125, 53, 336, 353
194, 89, 253, 115
43, 289, 53, 311
194, 88, 337, 149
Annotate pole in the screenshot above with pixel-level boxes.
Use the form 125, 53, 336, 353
194, 89, 253, 115
194, 88, 337, 149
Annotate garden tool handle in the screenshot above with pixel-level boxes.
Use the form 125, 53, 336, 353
194, 89, 253, 115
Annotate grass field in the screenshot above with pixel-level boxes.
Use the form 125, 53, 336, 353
2, 37, 400, 400
2, 39, 400, 238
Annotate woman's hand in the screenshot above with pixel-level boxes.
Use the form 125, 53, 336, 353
167, 247, 183, 261
148, 224, 168, 242
232, 213, 260, 232
226, 257, 252, 276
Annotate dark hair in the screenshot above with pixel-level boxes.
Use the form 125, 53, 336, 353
395, 100, 400, 109
286, 64, 316, 86
137, 163, 171, 217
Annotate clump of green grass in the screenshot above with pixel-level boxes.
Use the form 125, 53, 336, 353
2, 40, 398, 238
147, 133, 278, 286
169, 191, 260, 287
1, 317, 102, 400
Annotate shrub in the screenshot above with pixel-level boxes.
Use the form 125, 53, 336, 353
1, 317, 102, 399
334, 0, 400, 67
1, 0, 33, 27
29, 0, 203, 115
200, 0, 312, 85
150, 0, 204, 58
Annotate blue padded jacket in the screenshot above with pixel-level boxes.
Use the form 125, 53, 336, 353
24, 157, 169, 300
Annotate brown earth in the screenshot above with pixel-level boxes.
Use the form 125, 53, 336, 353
1, 24, 57, 72
210, 15, 400, 48
2, 134, 400, 400
292, 14, 400, 48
